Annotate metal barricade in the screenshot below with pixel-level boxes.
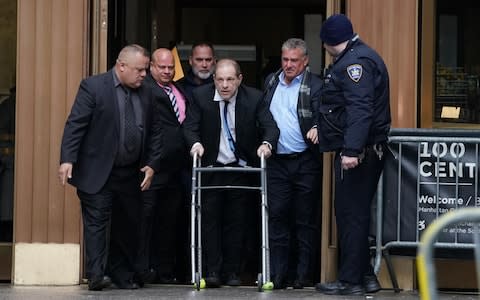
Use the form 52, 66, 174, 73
190, 153, 273, 291
417, 207, 480, 300
373, 128, 480, 292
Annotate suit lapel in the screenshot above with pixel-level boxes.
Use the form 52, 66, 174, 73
138, 85, 148, 126
159, 85, 177, 121
211, 89, 221, 135
234, 87, 246, 141
150, 76, 180, 124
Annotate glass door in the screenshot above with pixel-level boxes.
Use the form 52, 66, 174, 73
434, 0, 480, 125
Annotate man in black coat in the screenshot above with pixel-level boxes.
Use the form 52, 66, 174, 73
58, 44, 162, 291
183, 58, 279, 287
135, 48, 190, 284
263, 38, 322, 290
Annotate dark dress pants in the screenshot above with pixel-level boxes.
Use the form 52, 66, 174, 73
172, 168, 193, 282
136, 167, 191, 283
334, 147, 384, 284
135, 187, 158, 275
149, 181, 183, 278
78, 165, 141, 282
202, 168, 251, 275
267, 151, 321, 281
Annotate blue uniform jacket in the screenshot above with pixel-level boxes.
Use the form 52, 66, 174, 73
318, 35, 391, 156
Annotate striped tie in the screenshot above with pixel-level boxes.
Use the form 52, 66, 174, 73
164, 85, 180, 120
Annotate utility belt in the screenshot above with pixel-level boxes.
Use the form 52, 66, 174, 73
338, 143, 387, 180
357, 143, 387, 163
0, 147, 14, 156
339, 143, 386, 163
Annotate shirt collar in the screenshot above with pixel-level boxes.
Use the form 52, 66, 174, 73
112, 69, 122, 87
214, 89, 238, 105
279, 71, 304, 86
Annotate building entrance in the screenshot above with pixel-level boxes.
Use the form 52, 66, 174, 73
0, 0, 17, 282
104, 0, 326, 286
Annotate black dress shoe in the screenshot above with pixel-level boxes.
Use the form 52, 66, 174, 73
315, 280, 364, 295
88, 276, 112, 291
224, 273, 241, 286
157, 274, 178, 284
364, 274, 381, 293
273, 275, 287, 290
292, 278, 306, 289
113, 279, 140, 289
135, 269, 157, 287
205, 272, 220, 288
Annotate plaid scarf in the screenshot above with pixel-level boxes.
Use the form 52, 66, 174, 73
265, 67, 314, 134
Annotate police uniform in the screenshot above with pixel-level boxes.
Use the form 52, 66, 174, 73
318, 34, 391, 286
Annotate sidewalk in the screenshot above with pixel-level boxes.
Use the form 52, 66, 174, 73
0, 284, 478, 300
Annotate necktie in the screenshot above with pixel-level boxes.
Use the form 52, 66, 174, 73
124, 88, 136, 152
164, 85, 180, 120
223, 100, 236, 152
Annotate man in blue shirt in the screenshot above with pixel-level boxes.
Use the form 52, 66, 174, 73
263, 38, 322, 289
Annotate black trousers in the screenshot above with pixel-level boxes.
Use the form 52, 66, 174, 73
334, 147, 384, 284
150, 182, 184, 277
267, 151, 321, 281
136, 167, 191, 282
202, 166, 252, 275
78, 165, 141, 283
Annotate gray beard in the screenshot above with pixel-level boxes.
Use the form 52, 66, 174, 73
193, 69, 212, 80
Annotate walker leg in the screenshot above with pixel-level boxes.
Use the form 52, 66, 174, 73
384, 249, 401, 293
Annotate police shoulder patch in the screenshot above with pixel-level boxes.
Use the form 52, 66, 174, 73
346, 64, 363, 82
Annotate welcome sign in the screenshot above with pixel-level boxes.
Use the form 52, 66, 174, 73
380, 129, 480, 245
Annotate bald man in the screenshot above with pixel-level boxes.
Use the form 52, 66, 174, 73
134, 48, 191, 285
59, 44, 162, 290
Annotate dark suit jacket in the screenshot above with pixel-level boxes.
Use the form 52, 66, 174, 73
60, 69, 162, 194
183, 82, 279, 167
145, 74, 190, 187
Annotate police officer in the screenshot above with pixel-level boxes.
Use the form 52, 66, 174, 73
314, 14, 391, 296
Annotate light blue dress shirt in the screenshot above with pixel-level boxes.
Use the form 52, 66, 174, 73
269, 72, 307, 154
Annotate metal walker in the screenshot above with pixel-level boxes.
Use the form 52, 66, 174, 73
190, 153, 273, 291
